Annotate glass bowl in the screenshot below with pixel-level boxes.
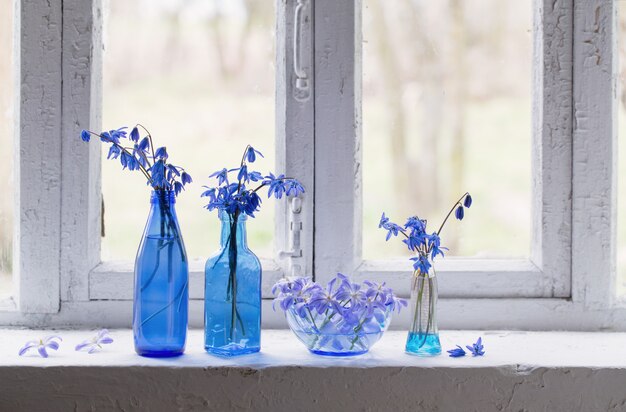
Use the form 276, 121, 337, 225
285, 306, 393, 356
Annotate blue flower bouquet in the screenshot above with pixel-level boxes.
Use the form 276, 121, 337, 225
80, 126, 192, 357
202, 146, 304, 356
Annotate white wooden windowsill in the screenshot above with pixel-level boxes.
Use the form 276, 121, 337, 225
2, 329, 626, 411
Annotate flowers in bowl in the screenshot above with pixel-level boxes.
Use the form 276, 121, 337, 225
273, 274, 406, 356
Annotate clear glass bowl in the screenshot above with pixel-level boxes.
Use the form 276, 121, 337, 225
285, 306, 393, 356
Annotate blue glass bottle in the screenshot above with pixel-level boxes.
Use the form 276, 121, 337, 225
205, 210, 261, 357
405, 270, 441, 356
133, 190, 188, 357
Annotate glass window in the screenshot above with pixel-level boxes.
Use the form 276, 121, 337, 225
362, 0, 532, 259
102, 0, 275, 261
0, 1, 14, 300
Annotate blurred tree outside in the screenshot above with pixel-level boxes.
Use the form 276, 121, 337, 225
101, 0, 276, 261
362, 0, 534, 259
1, 1, 626, 293
0, 0, 540, 270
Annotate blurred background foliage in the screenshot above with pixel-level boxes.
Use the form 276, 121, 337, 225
0, 0, 626, 294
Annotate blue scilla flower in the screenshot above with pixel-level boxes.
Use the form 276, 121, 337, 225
237, 165, 248, 182
379, 193, 471, 276
79, 125, 192, 195
181, 172, 192, 185
266, 173, 287, 199
285, 179, 305, 197
201, 187, 217, 202
455, 205, 464, 220
402, 234, 424, 251
246, 146, 264, 163
19, 335, 62, 358
410, 254, 431, 274
447, 345, 466, 358
272, 274, 404, 350
154, 146, 168, 160
202, 145, 304, 219
107, 144, 121, 160
404, 216, 426, 233
248, 171, 263, 182
379, 213, 403, 241
428, 233, 447, 259
130, 126, 140, 143
210, 168, 229, 186
464, 194, 473, 208
466, 337, 485, 356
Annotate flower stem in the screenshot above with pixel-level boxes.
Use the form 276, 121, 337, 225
435, 192, 470, 237
227, 212, 245, 341
136, 123, 156, 164
348, 292, 380, 350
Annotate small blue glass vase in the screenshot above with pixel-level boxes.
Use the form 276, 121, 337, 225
133, 190, 188, 357
405, 270, 441, 356
204, 210, 262, 357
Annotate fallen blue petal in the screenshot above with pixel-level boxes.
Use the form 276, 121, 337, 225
447, 345, 466, 358
466, 336, 485, 356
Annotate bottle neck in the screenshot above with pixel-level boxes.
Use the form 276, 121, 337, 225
151, 190, 176, 205
145, 190, 179, 238
219, 210, 248, 249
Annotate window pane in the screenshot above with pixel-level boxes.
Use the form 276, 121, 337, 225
362, 0, 532, 258
0, 2, 14, 299
102, 1, 275, 261
618, 1, 626, 294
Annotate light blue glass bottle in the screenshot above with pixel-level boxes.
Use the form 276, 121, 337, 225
205, 210, 262, 357
133, 190, 188, 357
405, 270, 441, 356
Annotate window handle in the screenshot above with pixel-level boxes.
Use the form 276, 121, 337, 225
293, 0, 310, 98
279, 197, 303, 276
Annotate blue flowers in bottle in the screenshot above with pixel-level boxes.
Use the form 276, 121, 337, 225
380, 192, 472, 356
80, 125, 192, 357
202, 146, 304, 357
134, 190, 188, 357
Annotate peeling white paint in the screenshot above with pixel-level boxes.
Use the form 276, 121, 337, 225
2, 330, 626, 411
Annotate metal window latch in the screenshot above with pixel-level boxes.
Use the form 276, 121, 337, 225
293, 0, 310, 101
279, 197, 303, 276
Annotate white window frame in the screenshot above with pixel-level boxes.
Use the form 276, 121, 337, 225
311, 0, 622, 330
313, 0, 574, 297
1, 0, 314, 326
1, 0, 624, 330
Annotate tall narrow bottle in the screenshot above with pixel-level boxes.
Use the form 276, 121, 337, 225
133, 190, 188, 357
205, 210, 262, 357
405, 270, 441, 356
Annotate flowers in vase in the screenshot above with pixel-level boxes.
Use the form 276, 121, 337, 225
80, 125, 192, 195
378, 193, 472, 273
201, 145, 304, 216
379, 192, 472, 356
202, 145, 305, 355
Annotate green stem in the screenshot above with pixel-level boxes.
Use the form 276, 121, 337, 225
227, 212, 245, 341
348, 292, 381, 350
435, 192, 470, 237
141, 279, 188, 327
